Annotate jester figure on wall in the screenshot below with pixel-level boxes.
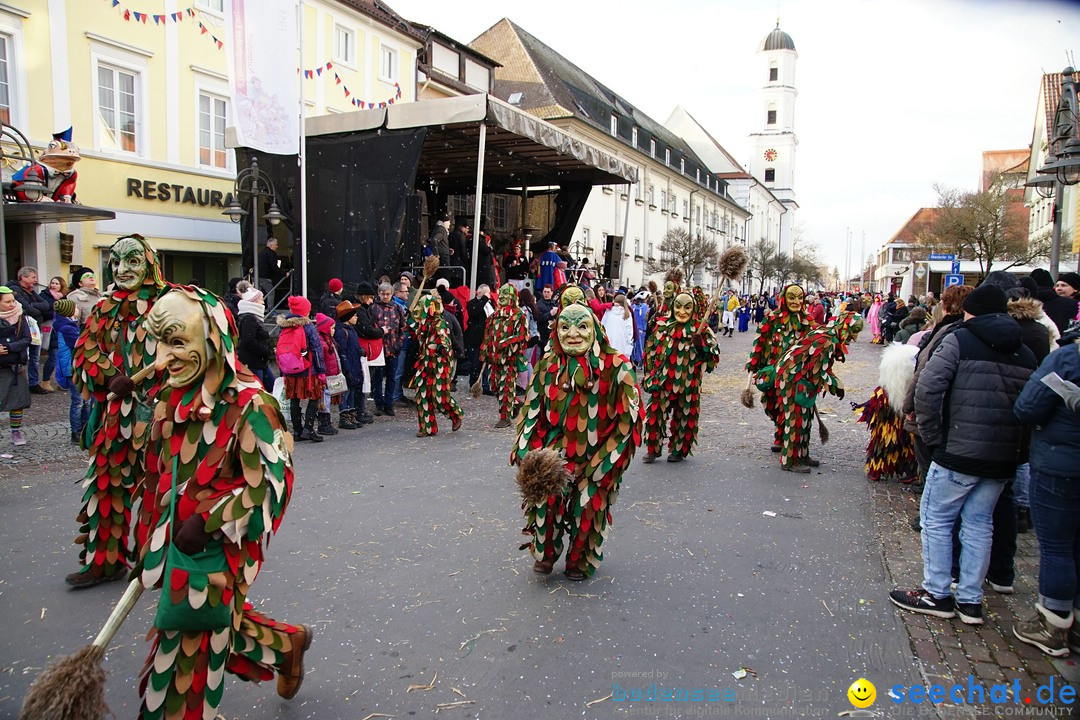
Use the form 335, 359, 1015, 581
135, 286, 310, 719
743, 283, 814, 454
67, 234, 168, 588
407, 293, 463, 436
773, 312, 864, 473
513, 302, 642, 581
482, 283, 530, 428
641, 290, 720, 464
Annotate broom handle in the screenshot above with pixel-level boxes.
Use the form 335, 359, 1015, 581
91, 579, 145, 649
106, 363, 158, 402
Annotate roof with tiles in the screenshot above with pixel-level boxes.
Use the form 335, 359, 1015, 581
469, 18, 720, 192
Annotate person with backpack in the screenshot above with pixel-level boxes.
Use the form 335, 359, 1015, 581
333, 300, 363, 429
51, 298, 91, 443
277, 295, 325, 442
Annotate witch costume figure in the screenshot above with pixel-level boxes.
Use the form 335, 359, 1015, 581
482, 283, 530, 428
641, 291, 720, 464
136, 286, 310, 719
852, 342, 919, 482
68, 234, 168, 588
512, 303, 642, 580
744, 283, 814, 453
773, 312, 864, 473
407, 293, 463, 436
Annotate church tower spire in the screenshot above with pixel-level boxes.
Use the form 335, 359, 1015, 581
748, 22, 799, 256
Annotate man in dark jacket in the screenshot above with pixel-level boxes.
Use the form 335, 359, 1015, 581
258, 238, 284, 308
430, 216, 451, 275
371, 282, 405, 416
449, 219, 471, 286
1031, 268, 1077, 334
465, 285, 494, 393
9, 266, 51, 393
236, 286, 273, 389
891, 284, 1037, 625
535, 284, 558, 348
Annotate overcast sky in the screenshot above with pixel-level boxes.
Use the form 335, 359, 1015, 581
390, 0, 1079, 273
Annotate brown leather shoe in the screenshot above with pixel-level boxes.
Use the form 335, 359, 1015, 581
451, 415, 462, 432
277, 624, 313, 699
416, 430, 431, 437
564, 567, 586, 582
533, 559, 553, 574
494, 417, 511, 428
65, 568, 124, 589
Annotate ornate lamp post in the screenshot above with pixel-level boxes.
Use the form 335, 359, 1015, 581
222, 158, 284, 295
1028, 67, 1080, 278
0, 122, 49, 279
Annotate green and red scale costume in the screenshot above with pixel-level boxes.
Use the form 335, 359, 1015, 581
135, 286, 306, 719
407, 293, 463, 436
773, 312, 864, 471
642, 292, 720, 462
745, 284, 813, 450
512, 303, 643, 578
482, 284, 530, 422
70, 234, 167, 583
851, 343, 919, 482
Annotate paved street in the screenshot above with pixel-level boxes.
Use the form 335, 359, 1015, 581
0, 329, 1073, 719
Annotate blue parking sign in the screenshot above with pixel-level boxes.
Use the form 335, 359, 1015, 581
944, 273, 964, 288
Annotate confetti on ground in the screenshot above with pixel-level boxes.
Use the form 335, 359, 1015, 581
406, 671, 437, 692
586, 693, 612, 707
762, 511, 777, 517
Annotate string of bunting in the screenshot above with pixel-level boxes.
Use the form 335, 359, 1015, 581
301, 61, 403, 108
104, 0, 224, 49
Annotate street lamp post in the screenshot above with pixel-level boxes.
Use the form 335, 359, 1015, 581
0, 122, 49, 280
1027, 67, 1080, 279
223, 158, 285, 298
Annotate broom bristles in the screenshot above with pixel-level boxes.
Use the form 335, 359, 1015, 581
740, 387, 755, 409
817, 413, 830, 445
516, 448, 573, 504
20, 645, 109, 720
422, 254, 440, 280
719, 245, 749, 282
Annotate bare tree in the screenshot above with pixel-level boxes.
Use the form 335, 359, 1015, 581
917, 176, 1048, 280
645, 228, 720, 283
747, 238, 777, 295
773, 252, 794, 288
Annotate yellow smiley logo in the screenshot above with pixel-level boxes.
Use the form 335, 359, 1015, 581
847, 678, 876, 708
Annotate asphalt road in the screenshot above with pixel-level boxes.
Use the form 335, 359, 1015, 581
0, 328, 923, 719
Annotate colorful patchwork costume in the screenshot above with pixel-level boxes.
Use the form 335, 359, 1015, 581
482, 284, 530, 425
513, 303, 643, 579
852, 342, 919, 482
745, 284, 814, 451
773, 312, 864, 472
642, 291, 720, 463
135, 286, 309, 718
68, 234, 167, 587
407, 293, 463, 436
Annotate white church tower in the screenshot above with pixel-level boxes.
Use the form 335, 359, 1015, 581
748, 22, 799, 257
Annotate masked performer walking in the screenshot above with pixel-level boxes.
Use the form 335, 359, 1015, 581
483, 283, 530, 428
67, 234, 167, 588
513, 302, 642, 580
136, 286, 310, 718
408, 293, 463, 436
642, 290, 720, 463
774, 312, 864, 473
744, 284, 814, 454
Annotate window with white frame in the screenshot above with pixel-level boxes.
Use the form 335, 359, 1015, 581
634, 183, 642, 200
97, 62, 140, 153
648, 242, 654, 259
582, 227, 590, 250
196, 0, 225, 12
680, 158, 685, 174
647, 184, 654, 204
610, 114, 618, 136
665, 148, 670, 166
634, 238, 641, 256
464, 59, 489, 91
631, 126, 638, 147
660, 190, 667, 209
0, 33, 12, 125
670, 193, 677, 213
650, 139, 656, 158
334, 25, 355, 66
198, 92, 228, 169
683, 199, 688, 216
380, 45, 398, 82
491, 194, 507, 230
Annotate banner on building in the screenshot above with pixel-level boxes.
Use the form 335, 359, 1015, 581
227, 0, 300, 155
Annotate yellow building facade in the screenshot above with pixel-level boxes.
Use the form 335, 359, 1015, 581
3, 0, 418, 292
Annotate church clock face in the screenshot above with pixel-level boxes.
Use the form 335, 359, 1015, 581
764, 148, 778, 162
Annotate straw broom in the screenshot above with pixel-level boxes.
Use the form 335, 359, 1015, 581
407, 255, 441, 314
20, 363, 158, 720
470, 364, 487, 398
